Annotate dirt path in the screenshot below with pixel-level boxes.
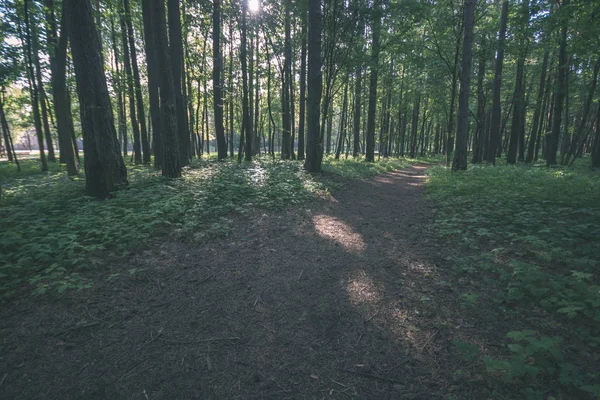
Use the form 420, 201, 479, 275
1, 165, 472, 399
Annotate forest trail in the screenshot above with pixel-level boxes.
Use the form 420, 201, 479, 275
2, 165, 465, 399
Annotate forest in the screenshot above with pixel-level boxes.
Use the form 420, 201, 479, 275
1, 0, 599, 399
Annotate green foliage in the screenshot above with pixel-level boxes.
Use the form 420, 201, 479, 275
427, 164, 600, 398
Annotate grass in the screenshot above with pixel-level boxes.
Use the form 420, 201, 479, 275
0, 154, 429, 299
426, 162, 600, 399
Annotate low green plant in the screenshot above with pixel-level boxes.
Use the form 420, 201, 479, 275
427, 163, 600, 398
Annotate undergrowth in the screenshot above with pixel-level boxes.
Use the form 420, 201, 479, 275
0, 155, 426, 299
426, 163, 600, 399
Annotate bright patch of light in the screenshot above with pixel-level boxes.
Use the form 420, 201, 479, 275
248, 0, 259, 13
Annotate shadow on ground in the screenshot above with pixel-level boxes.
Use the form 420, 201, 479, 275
1, 165, 507, 399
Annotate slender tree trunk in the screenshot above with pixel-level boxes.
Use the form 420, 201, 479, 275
507, 51, 526, 164
409, 95, 420, 158
472, 44, 487, 164
229, 15, 235, 158
212, 0, 227, 159
566, 56, 600, 165
66, 0, 128, 197
304, 0, 323, 172
168, 0, 190, 165
335, 79, 349, 160
526, 50, 549, 163
281, 0, 293, 159
0, 98, 20, 170
124, 0, 150, 163
365, 0, 381, 162
298, 7, 307, 160
547, 7, 569, 167
47, 0, 78, 175
120, 9, 142, 164
240, 0, 253, 161
452, 0, 476, 171
486, 0, 508, 164
22, 0, 48, 171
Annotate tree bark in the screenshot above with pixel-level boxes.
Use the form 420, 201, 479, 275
146, 0, 182, 177
298, 7, 307, 160
168, 0, 190, 165
526, 50, 549, 163
212, 0, 227, 159
120, 9, 141, 164
365, 0, 381, 163
486, 0, 508, 164
66, 0, 128, 198
546, 6, 568, 167
47, 0, 78, 175
304, 0, 323, 172
452, 0, 476, 171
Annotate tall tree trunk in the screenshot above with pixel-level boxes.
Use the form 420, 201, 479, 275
146, 0, 181, 177
213, 0, 227, 159
592, 104, 600, 168
353, 64, 362, 158
446, 33, 461, 166
32, 16, 56, 163
141, 0, 161, 167
281, 0, 293, 159
168, 0, 190, 165
335, 79, 349, 160
526, 50, 549, 163
298, 7, 307, 160
124, 0, 150, 163
507, 51, 526, 164
472, 43, 487, 164
66, 0, 128, 197
0, 98, 20, 170
240, 0, 253, 161
452, 0, 476, 171
546, 5, 569, 167
229, 14, 235, 158
566, 56, 600, 165
409, 95, 420, 158
304, 0, 323, 172
47, 0, 78, 175
486, 0, 508, 164
120, 10, 141, 164
23, 0, 48, 171
365, 0, 381, 163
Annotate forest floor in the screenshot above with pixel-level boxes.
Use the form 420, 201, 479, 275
1, 160, 598, 399
1, 164, 474, 399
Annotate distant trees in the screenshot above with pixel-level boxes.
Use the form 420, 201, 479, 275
2, 0, 600, 194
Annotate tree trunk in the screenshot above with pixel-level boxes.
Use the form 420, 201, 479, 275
281, 0, 293, 159
141, 0, 161, 167
298, 7, 307, 160
452, 0, 475, 171
168, 0, 190, 165
212, 0, 227, 159
146, 0, 182, 177
335, 79, 349, 160
365, 0, 381, 163
66, 0, 128, 198
409, 95, 420, 158
240, 0, 253, 161
526, 50, 549, 163
304, 0, 323, 172
546, 8, 568, 167
124, 0, 150, 163
566, 56, 600, 165
23, 0, 48, 171
47, 0, 78, 175
486, 0, 508, 164
120, 9, 142, 164
471, 43, 487, 164
507, 52, 526, 164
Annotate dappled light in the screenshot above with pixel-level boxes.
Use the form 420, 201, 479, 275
312, 214, 366, 253
346, 271, 381, 305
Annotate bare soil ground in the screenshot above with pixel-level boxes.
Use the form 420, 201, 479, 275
0, 165, 504, 399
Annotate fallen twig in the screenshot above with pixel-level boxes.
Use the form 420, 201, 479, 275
338, 368, 405, 385
162, 336, 240, 345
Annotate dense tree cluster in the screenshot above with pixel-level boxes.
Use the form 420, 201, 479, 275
1, 0, 599, 196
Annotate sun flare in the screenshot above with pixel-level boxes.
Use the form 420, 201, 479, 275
248, 0, 259, 13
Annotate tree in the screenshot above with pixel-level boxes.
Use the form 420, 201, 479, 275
65, 0, 128, 198
451, 0, 476, 171
168, 0, 190, 165
145, 0, 182, 177
213, 0, 227, 160
304, 0, 323, 172
486, 0, 508, 164
298, 5, 307, 160
365, 0, 381, 163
